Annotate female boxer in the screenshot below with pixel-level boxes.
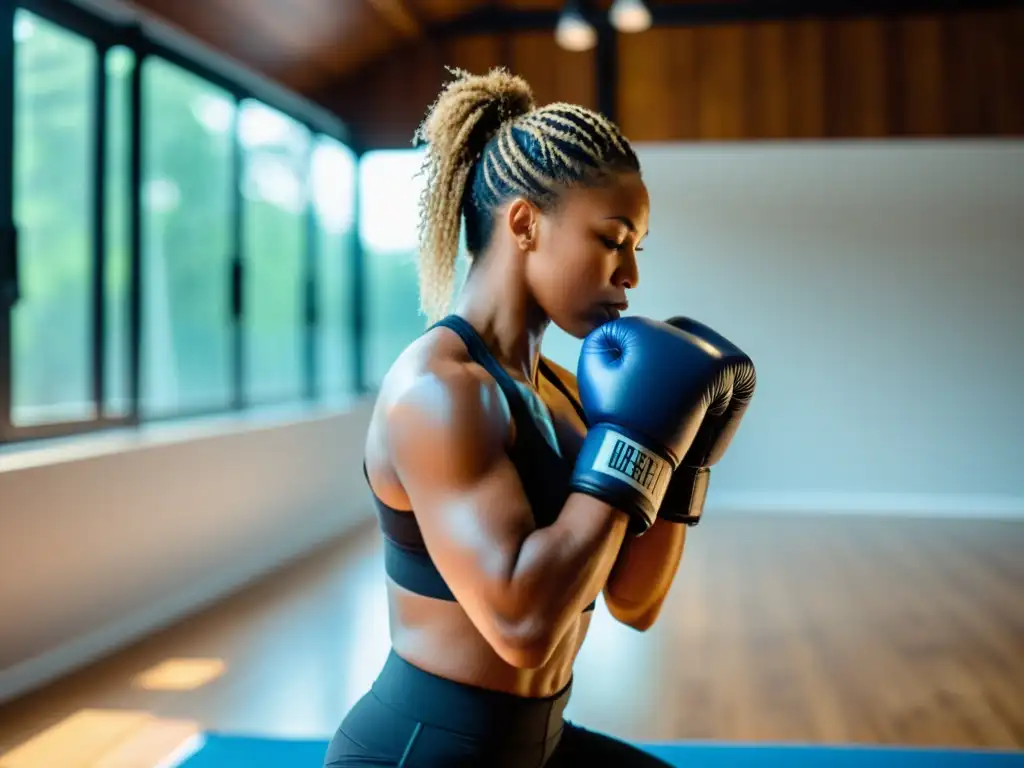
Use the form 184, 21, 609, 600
323, 67, 698, 767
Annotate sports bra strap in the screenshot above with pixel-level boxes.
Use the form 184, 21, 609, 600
432, 314, 540, 434
537, 358, 588, 426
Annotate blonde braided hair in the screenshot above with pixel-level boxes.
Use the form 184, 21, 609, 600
413, 67, 639, 324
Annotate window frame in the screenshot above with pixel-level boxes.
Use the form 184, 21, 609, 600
0, 0, 366, 446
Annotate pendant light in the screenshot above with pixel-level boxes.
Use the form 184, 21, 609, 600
555, 0, 597, 51
609, 0, 652, 33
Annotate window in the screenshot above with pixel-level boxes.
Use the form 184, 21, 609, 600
360, 149, 469, 386
141, 57, 234, 417
11, 10, 97, 426
1, 1, 365, 445
239, 100, 310, 405
360, 150, 427, 387
103, 45, 134, 417
311, 135, 357, 398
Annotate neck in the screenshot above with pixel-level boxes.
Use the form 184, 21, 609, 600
452, 250, 548, 384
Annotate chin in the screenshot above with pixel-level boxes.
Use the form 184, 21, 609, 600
556, 313, 608, 340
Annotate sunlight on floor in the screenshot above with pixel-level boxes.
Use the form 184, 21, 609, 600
0, 708, 203, 768
132, 659, 227, 692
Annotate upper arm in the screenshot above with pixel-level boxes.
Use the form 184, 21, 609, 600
385, 364, 541, 661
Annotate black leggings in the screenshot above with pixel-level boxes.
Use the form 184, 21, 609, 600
323, 650, 673, 767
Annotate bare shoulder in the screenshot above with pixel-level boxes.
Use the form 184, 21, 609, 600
377, 327, 512, 481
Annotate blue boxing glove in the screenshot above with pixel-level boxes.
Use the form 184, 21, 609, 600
658, 317, 757, 526
571, 317, 743, 535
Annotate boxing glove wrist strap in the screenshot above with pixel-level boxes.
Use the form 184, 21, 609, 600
658, 466, 711, 526
570, 424, 674, 535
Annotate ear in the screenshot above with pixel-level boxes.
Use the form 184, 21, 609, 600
506, 198, 538, 252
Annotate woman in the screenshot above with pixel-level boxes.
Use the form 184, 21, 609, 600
324, 67, 689, 767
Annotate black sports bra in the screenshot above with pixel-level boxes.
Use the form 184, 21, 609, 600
367, 314, 597, 614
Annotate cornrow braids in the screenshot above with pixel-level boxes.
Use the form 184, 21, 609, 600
412, 67, 640, 324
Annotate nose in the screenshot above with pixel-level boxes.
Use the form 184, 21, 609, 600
614, 249, 639, 291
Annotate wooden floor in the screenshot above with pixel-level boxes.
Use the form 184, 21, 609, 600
1, 513, 1023, 759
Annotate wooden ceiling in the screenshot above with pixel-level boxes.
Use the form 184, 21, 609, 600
126, 0, 545, 96
126, 0, 750, 98
121, 0, 1023, 146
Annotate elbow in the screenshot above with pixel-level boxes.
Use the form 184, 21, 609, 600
615, 609, 658, 633
491, 614, 561, 669
494, 641, 555, 670
604, 591, 664, 633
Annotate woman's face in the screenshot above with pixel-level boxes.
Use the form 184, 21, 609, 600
525, 171, 650, 339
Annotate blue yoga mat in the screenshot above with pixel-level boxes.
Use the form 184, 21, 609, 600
177, 733, 1024, 767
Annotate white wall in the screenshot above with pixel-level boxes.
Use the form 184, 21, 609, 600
0, 399, 375, 704
543, 140, 1024, 517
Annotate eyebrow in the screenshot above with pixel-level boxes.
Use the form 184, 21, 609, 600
605, 216, 648, 239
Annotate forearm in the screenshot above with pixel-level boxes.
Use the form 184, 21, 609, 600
605, 517, 687, 623
508, 494, 629, 652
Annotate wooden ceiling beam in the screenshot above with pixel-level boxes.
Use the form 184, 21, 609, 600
363, 0, 422, 39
